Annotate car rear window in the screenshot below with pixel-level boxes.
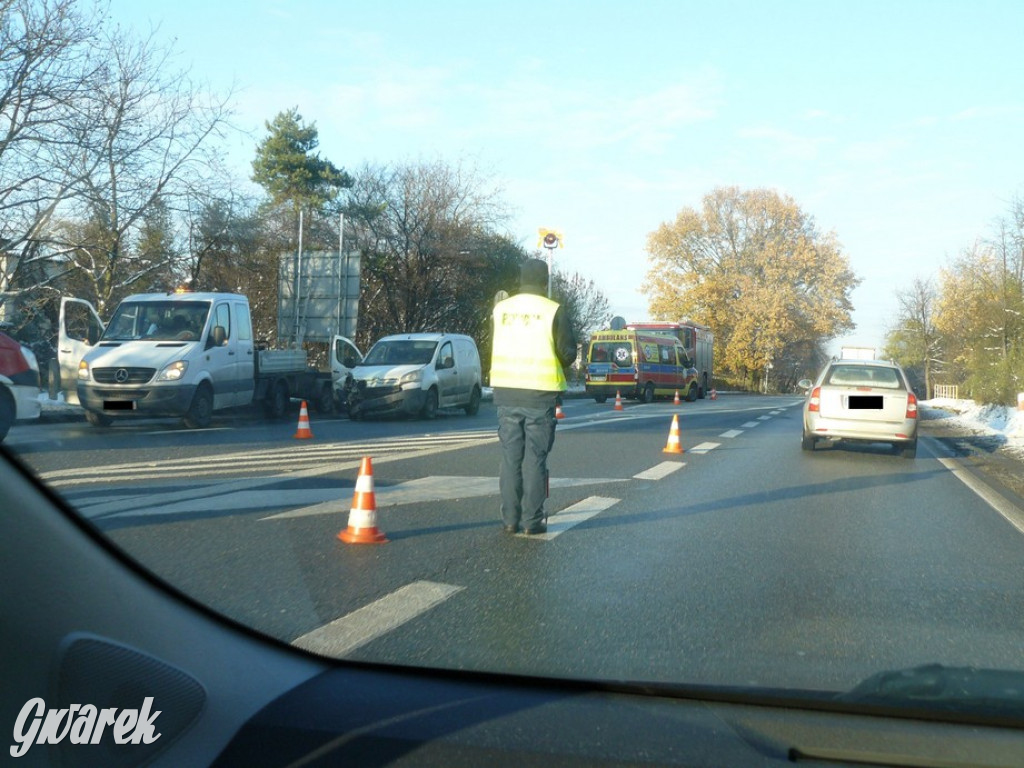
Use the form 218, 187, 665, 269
825, 365, 903, 389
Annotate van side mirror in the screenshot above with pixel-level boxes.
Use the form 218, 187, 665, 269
207, 325, 227, 349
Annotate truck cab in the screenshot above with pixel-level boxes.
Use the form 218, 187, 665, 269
76, 292, 255, 428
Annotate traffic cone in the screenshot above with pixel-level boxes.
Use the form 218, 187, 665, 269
710, 388, 718, 400
673, 390, 680, 405
338, 457, 388, 544
293, 400, 313, 439
663, 414, 684, 454
555, 403, 565, 419
614, 390, 623, 411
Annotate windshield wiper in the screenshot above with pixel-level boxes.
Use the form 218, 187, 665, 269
838, 664, 1024, 720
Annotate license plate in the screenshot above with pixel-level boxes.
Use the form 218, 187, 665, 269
103, 400, 136, 411
591, 375, 606, 382
848, 395, 882, 410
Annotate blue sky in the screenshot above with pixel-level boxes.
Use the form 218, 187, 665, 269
110, 0, 1023, 353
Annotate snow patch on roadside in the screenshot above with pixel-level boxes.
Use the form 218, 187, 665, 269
923, 398, 1024, 459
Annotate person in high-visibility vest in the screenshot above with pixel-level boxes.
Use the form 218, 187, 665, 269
490, 258, 577, 535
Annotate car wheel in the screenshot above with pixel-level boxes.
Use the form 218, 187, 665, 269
464, 385, 481, 415
183, 383, 214, 429
85, 410, 112, 428
641, 383, 655, 404
900, 439, 917, 459
801, 432, 816, 451
421, 388, 438, 419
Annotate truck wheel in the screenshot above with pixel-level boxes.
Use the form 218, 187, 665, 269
686, 383, 698, 402
85, 410, 112, 428
313, 383, 334, 416
0, 390, 14, 441
265, 380, 289, 419
420, 388, 438, 420
594, 395, 607, 404
183, 383, 213, 429
464, 385, 481, 415
641, 383, 655, 404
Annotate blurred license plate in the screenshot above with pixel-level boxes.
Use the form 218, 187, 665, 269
848, 395, 882, 409
104, 400, 136, 411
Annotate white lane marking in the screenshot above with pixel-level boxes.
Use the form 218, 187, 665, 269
634, 462, 685, 480
292, 581, 463, 657
757, 415, 772, 421
520, 496, 619, 540
770, 410, 784, 415
262, 476, 624, 521
74, 438, 500, 518
938, 457, 1024, 536
741, 421, 760, 428
719, 429, 743, 438
44, 432, 498, 487
689, 442, 720, 454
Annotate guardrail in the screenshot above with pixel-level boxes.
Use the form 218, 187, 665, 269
933, 384, 958, 399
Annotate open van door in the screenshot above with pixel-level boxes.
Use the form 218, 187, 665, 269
57, 297, 105, 405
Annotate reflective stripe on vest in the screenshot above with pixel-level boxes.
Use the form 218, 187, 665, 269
490, 294, 567, 391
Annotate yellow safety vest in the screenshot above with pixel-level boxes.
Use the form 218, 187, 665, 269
490, 294, 567, 391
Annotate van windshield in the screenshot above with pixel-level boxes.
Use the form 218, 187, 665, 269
589, 341, 633, 367
102, 301, 210, 341
362, 339, 438, 366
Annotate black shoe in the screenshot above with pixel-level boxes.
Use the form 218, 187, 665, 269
502, 524, 518, 534
522, 522, 547, 535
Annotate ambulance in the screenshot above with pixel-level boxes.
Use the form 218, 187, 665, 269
585, 322, 698, 404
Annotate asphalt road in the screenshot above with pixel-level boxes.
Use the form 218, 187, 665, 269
12, 394, 1024, 695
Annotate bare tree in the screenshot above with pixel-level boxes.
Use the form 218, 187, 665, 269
346, 159, 508, 347
884, 277, 942, 398
53, 25, 235, 314
0, 0, 105, 325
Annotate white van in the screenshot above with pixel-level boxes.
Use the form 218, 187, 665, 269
347, 333, 482, 419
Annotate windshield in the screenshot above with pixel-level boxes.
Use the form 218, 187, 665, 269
361, 339, 438, 366
103, 301, 210, 342
589, 342, 633, 367
4, 0, 1024, 736
825, 364, 905, 390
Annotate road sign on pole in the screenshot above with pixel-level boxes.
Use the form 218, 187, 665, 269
537, 228, 563, 298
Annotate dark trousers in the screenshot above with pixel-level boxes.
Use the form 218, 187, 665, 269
497, 406, 557, 530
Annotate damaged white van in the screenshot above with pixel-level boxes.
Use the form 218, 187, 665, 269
346, 333, 482, 419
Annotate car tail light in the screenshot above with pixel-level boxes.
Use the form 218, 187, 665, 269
808, 387, 821, 412
906, 392, 918, 419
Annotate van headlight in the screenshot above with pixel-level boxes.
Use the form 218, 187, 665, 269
157, 361, 188, 381
78, 361, 91, 381
400, 369, 423, 388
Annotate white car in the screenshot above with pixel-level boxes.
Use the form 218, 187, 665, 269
799, 358, 919, 458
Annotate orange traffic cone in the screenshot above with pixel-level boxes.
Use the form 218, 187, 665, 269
555, 403, 565, 419
673, 390, 680, 405
663, 414, 684, 454
614, 390, 623, 411
338, 457, 388, 544
710, 388, 718, 400
293, 400, 313, 439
